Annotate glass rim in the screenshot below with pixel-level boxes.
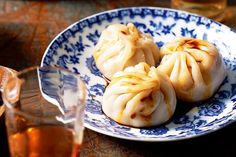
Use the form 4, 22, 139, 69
0, 66, 16, 92
2, 65, 85, 120
15, 65, 76, 79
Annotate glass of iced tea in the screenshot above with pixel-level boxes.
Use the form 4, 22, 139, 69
2, 66, 87, 157
171, 0, 227, 22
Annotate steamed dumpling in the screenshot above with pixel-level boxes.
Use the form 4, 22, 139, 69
102, 62, 176, 127
158, 37, 226, 102
94, 23, 160, 80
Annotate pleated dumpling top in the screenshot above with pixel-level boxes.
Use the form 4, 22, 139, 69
94, 23, 160, 80
158, 37, 226, 102
102, 62, 176, 127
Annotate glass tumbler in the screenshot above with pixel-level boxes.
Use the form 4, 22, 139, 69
2, 66, 87, 157
171, 0, 227, 22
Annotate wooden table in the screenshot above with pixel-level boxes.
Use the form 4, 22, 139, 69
0, 0, 235, 156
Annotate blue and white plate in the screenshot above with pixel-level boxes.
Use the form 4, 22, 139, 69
41, 7, 236, 141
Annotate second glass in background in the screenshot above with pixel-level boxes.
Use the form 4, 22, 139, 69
171, 0, 227, 22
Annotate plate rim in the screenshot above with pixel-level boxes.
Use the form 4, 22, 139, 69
41, 6, 236, 142
84, 119, 236, 142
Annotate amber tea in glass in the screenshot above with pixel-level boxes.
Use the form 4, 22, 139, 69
2, 66, 86, 157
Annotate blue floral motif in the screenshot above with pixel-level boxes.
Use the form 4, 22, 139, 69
57, 55, 69, 68
149, 20, 176, 36
216, 90, 231, 99
150, 20, 161, 30
80, 74, 90, 84
90, 84, 105, 96
72, 67, 80, 74
231, 97, 236, 103
149, 21, 162, 36
199, 99, 226, 116
40, 75, 58, 100
221, 75, 229, 85
43, 55, 54, 66
86, 56, 102, 77
86, 99, 102, 114
219, 119, 234, 127
100, 118, 134, 137
181, 28, 197, 38
85, 116, 133, 137
157, 41, 164, 48
162, 23, 176, 35
144, 28, 154, 36
75, 36, 90, 52
51, 42, 59, 50
69, 55, 80, 64
202, 32, 208, 40
204, 114, 233, 127
39, 69, 82, 115
231, 84, 236, 98
174, 115, 189, 125
174, 115, 207, 131
140, 126, 168, 135
84, 117, 106, 131
103, 117, 131, 131
64, 36, 89, 53
224, 58, 236, 70
133, 22, 147, 30
58, 36, 90, 66
86, 30, 100, 45
180, 128, 208, 136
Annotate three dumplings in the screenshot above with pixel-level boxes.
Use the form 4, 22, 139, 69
93, 23, 226, 127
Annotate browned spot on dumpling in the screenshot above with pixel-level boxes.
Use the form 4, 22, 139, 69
188, 40, 201, 49
121, 31, 128, 35
187, 65, 192, 71
141, 115, 152, 121
102, 74, 110, 86
141, 95, 152, 102
139, 107, 145, 113
131, 113, 136, 119
196, 60, 202, 64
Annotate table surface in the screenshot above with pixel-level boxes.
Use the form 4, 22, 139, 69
0, 0, 236, 157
